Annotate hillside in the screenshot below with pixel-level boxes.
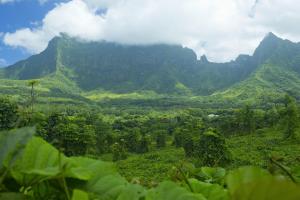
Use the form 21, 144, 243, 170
1, 32, 300, 106
213, 33, 300, 104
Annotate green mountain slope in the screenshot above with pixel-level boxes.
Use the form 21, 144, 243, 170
2, 34, 259, 96
214, 33, 300, 104
1, 32, 300, 106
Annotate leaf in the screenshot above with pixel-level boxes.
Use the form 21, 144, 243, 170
146, 181, 207, 200
189, 179, 229, 200
0, 192, 25, 200
11, 137, 67, 185
72, 189, 89, 200
116, 184, 146, 200
291, 166, 300, 183
85, 174, 130, 200
225, 166, 270, 193
226, 167, 300, 200
0, 127, 35, 169
70, 158, 146, 200
195, 167, 226, 184
66, 157, 116, 180
231, 176, 300, 200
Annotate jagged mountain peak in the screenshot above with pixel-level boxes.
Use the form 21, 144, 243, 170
252, 32, 285, 65
3, 33, 300, 97
200, 55, 209, 63
264, 32, 280, 40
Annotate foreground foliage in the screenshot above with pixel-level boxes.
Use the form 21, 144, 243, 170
1, 128, 300, 200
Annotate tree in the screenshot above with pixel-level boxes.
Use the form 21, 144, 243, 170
174, 128, 184, 147
182, 132, 194, 157
237, 105, 255, 134
194, 128, 231, 167
112, 140, 127, 161
265, 106, 280, 127
56, 123, 82, 156
282, 95, 299, 139
94, 121, 112, 154
0, 97, 18, 131
155, 130, 167, 148
83, 125, 97, 155
137, 135, 150, 153
122, 128, 140, 152
28, 80, 39, 114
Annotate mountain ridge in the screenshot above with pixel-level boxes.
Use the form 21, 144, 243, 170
1, 32, 300, 105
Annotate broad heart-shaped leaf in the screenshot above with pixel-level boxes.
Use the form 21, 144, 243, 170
70, 158, 146, 200
146, 181, 207, 200
11, 137, 68, 185
0, 127, 35, 169
291, 166, 300, 183
66, 157, 116, 181
225, 166, 270, 193
188, 179, 229, 200
116, 184, 147, 200
226, 167, 300, 200
0, 192, 26, 200
72, 189, 89, 200
85, 173, 131, 200
194, 167, 226, 184
229, 176, 300, 200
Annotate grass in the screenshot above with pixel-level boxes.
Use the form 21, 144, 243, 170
84, 90, 162, 102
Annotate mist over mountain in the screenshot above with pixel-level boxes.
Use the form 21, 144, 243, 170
1, 32, 300, 103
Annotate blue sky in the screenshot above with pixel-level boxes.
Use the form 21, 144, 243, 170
0, 0, 65, 66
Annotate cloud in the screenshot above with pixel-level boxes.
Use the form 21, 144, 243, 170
4, 0, 104, 53
0, 0, 17, 3
0, 0, 50, 4
3, 0, 300, 62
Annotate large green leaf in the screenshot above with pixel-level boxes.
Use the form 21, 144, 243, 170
86, 173, 130, 200
0, 127, 35, 169
226, 167, 300, 200
146, 181, 207, 200
0, 192, 26, 200
72, 189, 89, 200
291, 166, 300, 183
116, 184, 146, 200
11, 137, 67, 185
230, 176, 300, 200
189, 179, 229, 200
225, 166, 270, 193
66, 157, 116, 180
194, 167, 226, 185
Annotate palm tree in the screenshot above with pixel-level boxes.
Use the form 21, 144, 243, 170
28, 80, 39, 114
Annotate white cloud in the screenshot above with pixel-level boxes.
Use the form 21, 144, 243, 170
3, 0, 300, 62
4, 0, 104, 53
0, 0, 50, 4
0, 0, 17, 3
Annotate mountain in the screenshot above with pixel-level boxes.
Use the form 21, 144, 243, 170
214, 33, 300, 103
1, 35, 258, 95
1, 32, 300, 105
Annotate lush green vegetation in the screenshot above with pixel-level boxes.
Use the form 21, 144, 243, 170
1, 93, 300, 199
2, 32, 300, 106
1, 127, 300, 200
1, 32, 300, 199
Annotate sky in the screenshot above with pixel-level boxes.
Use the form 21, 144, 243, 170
1, 0, 300, 66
